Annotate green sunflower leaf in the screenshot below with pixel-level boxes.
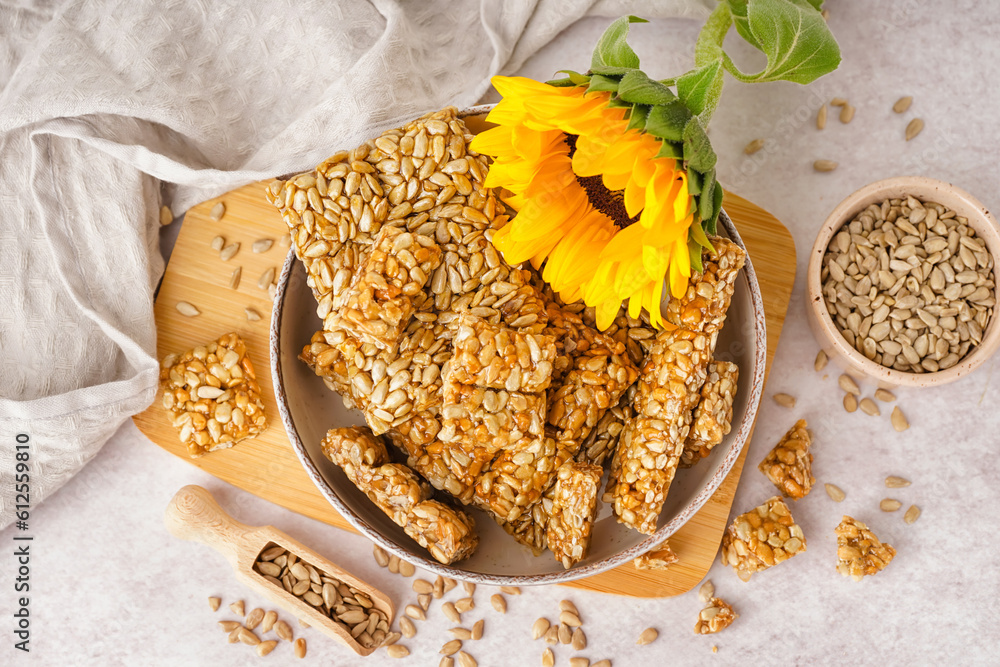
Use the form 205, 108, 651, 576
697, 168, 717, 225
708, 178, 725, 235
627, 104, 651, 131
689, 216, 714, 252
645, 101, 692, 143
655, 140, 683, 159
688, 168, 704, 196
694, 2, 733, 67
617, 70, 677, 106
546, 77, 577, 87
555, 69, 591, 86
689, 237, 705, 274
587, 73, 621, 94
589, 65, 638, 77
682, 116, 717, 173
677, 59, 724, 120
592, 15, 648, 71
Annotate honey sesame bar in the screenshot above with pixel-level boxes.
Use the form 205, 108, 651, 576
320, 427, 478, 564
720, 496, 807, 581
835, 516, 896, 581
606, 328, 712, 534
576, 389, 633, 467
325, 226, 442, 349
680, 361, 739, 468
447, 313, 557, 392
160, 333, 268, 458
546, 462, 603, 569
547, 329, 638, 445
694, 597, 737, 635
493, 502, 549, 556
473, 433, 576, 522
633, 540, 679, 570
758, 419, 815, 499
439, 379, 547, 453
662, 236, 746, 344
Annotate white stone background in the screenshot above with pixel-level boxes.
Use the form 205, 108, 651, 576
3, 2, 999, 665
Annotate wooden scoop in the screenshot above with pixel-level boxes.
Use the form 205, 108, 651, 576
164, 485, 394, 656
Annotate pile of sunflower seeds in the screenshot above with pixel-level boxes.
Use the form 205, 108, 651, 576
820, 195, 995, 373
211, 595, 306, 658
254, 544, 390, 649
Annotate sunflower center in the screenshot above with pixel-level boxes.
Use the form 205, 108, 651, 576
564, 134, 640, 230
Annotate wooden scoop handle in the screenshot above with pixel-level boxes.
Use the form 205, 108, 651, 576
164, 485, 257, 568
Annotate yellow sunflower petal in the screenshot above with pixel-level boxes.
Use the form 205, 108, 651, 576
595, 296, 621, 331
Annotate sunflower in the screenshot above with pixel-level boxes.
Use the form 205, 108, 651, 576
473, 74, 712, 330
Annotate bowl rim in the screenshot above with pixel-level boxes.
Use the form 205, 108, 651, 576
268, 108, 768, 585
806, 175, 1000, 387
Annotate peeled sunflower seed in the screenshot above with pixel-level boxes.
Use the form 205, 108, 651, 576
245, 608, 264, 631
893, 96, 913, 113
252, 238, 274, 253
830, 97, 848, 106
874, 389, 896, 402
559, 600, 579, 615
210, 235, 225, 251
418, 594, 431, 611
443, 578, 458, 594
220, 242, 240, 261
373, 545, 390, 568
230, 600, 245, 617
825, 483, 846, 502
176, 301, 200, 317
387, 644, 410, 659
491, 594, 507, 613
441, 658, 455, 667
208, 596, 221, 612
442, 602, 461, 623
880, 498, 902, 512
388, 555, 400, 574
500, 586, 521, 596
814, 350, 828, 371
904, 505, 921, 524
293, 637, 307, 659
472, 619, 484, 641
558, 624, 572, 645
905, 118, 924, 141
532, 617, 551, 640
843, 393, 858, 413
637, 627, 658, 645
455, 597, 475, 613
227, 628, 241, 644
238, 627, 260, 646
275, 620, 293, 642
885, 475, 911, 488
569, 659, 590, 667
592, 661, 612, 667
399, 560, 416, 577
457, 651, 477, 667
209, 202, 226, 221
258, 267, 275, 290
839, 374, 861, 395
544, 625, 559, 644
257, 640, 278, 657
261, 611, 277, 634
859, 398, 881, 416
772, 393, 796, 408
441, 640, 462, 656
245, 307, 261, 322
698, 580, 714, 603
399, 616, 416, 638
813, 159, 838, 172
839, 104, 855, 124
891, 407, 910, 432
159, 205, 173, 226
449, 627, 473, 640
559, 611, 582, 627
463, 581, 476, 596
744, 138, 765, 155
218, 620, 240, 632
572, 627, 587, 651
542, 648, 555, 667
816, 105, 827, 130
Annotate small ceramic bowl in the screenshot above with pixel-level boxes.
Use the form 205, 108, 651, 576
269, 106, 768, 585
806, 176, 1000, 388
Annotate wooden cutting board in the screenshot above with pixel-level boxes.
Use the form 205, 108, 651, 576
134, 183, 795, 597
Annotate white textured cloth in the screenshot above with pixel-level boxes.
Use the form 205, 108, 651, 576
0, 0, 711, 527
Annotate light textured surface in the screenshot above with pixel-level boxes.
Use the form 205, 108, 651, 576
0, 0, 711, 528
3, 2, 1000, 665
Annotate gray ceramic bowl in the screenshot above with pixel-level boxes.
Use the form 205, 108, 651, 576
269, 108, 767, 585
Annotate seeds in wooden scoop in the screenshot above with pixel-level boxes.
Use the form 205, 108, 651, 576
893, 96, 913, 113
772, 393, 796, 408
814, 350, 829, 371
905, 118, 924, 141
160, 205, 173, 226
891, 407, 910, 432
825, 483, 846, 502
904, 505, 921, 524
293, 637, 307, 659
637, 627, 658, 645
491, 594, 507, 613
880, 498, 902, 512
816, 105, 827, 130
210, 202, 226, 221
176, 301, 200, 317
744, 139, 765, 155
814, 159, 838, 172
885, 476, 911, 488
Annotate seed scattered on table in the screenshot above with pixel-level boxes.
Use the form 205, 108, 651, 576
558, 624, 572, 644
905, 118, 924, 141
698, 580, 714, 603
450, 627, 472, 640
472, 619, 484, 640
542, 648, 555, 667
210, 202, 226, 221
560, 611, 582, 627
443, 578, 457, 594
293, 637, 307, 658
874, 389, 896, 402
457, 651, 477, 667
160, 205, 173, 226
227, 627, 240, 643
388, 555, 400, 574
814, 159, 838, 172
442, 602, 460, 623
230, 600, 245, 617
229, 266, 241, 290
891, 407, 910, 432
441, 658, 455, 667
500, 586, 521, 596
387, 644, 410, 658
839, 104, 855, 124
220, 242, 240, 261
593, 661, 612, 667
816, 104, 827, 130
208, 596, 221, 612
830, 97, 848, 107
245, 307, 261, 322
238, 627, 260, 646
441, 639, 462, 656
245, 608, 264, 630
257, 640, 278, 657
253, 238, 274, 254
859, 398, 881, 416
825, 483, 846, 502
838, 374, 860, 395
399, 616, 416, 638
744, 138, 765, 155
258, 267, 275, 290
843, 393, 858, 413
572, 627, 587, 650
880, 498, 902, 512
532, 617, 550, 640
463, 581, 476, 596
261, 610, 277, 634
637, 627, 658, 645
814, 350, 829, 371
772, 393, 796, 408
413, 579, 433, 595
275, 620, 293, 642
893, 96, 913, 113
298, 618, 310, 629
491, 594, 507, 613
218, 620, 240, 632
373, 544, 390, 568
559, 600, 579, 615
176, 301, 200, 317
904, 505, 921, 524
544, 625, 559, 644
885, 475, 911, 488
569, 659, 590, 667
399, 560, 416, 577
418, 594, 431, 611
210, 235, 225, 251
406, 604, 426, 621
